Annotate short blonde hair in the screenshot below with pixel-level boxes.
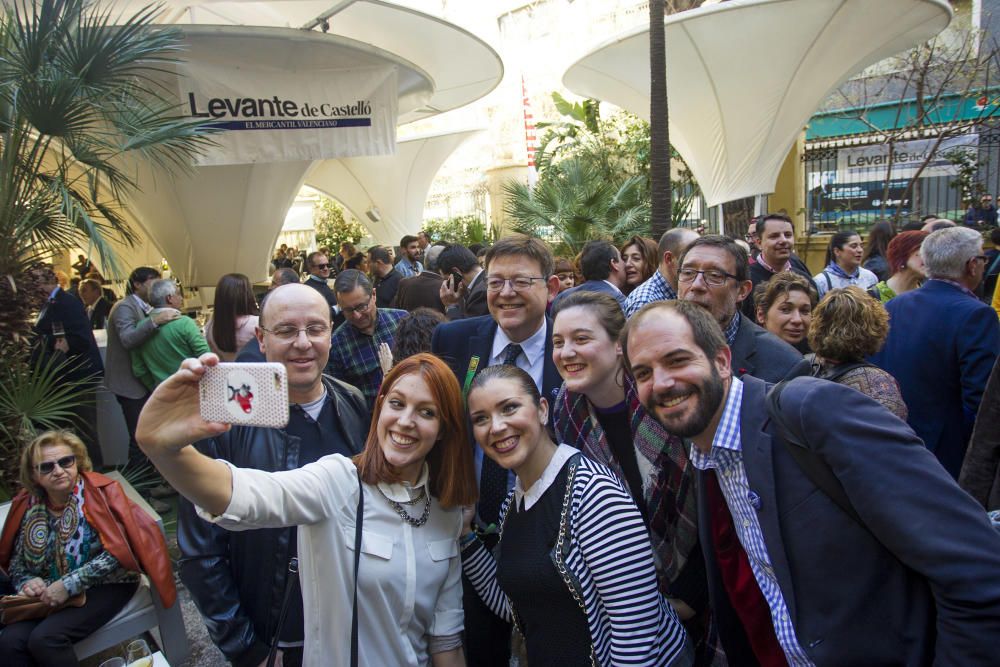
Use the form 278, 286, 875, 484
808, 287, 889, 363
19, 430, 92, 497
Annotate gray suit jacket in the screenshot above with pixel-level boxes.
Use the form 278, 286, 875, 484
105, 295, 159, 398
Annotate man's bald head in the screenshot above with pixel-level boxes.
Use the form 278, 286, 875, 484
259, 283, 330, 329
256, 283, 333, 402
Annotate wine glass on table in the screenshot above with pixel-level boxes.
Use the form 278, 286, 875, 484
125, 639, 153, 667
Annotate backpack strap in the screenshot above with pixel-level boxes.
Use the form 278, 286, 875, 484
822, 271, 833, 292
765, 380, 862, 525
820, 361, 876, 384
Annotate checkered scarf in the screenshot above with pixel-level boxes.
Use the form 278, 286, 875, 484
552, 375, 700, 592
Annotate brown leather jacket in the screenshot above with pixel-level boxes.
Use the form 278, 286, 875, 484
0, 471, 176, 607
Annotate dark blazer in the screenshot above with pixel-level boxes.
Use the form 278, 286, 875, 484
33, 287, 103, 384
87, 296, 112, 330
431, 314, 562, 417
730, 315, 810, 383
552, 279, 626, 310
304, 275, 336, 309
870, 280, 1000, 478
447, 270, 488, 320
700, 375, 1000, 665
374, 268, 401, 309
394, 272, 446, 313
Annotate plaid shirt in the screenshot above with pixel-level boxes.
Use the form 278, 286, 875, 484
689, 377, 815, 666
326, 308, 407, 409
624, 271, 676, 318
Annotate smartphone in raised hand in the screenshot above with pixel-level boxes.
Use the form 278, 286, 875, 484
199, 362, 289, 428
450, 270, 464, 293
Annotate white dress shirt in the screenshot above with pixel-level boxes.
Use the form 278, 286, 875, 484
201, 455, 464, 667
489, 318, 547, 392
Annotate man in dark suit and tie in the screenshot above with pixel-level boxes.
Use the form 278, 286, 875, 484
430, 234, 562, 667
550, 239, 628, 310
678, 235, 810, 383
624, 299, 1000, 666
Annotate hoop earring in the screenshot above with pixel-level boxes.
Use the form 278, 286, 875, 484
615, 365, 625, 388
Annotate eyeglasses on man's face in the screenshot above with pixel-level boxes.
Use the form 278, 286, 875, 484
37, 455, 76, 476
261, 324, 331, 342
485, 276, 546, 293
313, 263, 330, 270
677, 267, 739, 287
342, 295, 374, 315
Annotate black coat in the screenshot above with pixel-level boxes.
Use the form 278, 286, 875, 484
32, 287, 103, 384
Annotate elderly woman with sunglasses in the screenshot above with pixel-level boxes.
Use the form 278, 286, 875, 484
0, 431, 174, 666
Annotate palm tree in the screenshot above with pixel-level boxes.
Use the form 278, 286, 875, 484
503, 158, 649, 256
0, 0, 213, 478
649, 0, 671, 239
0, 0, 213, 341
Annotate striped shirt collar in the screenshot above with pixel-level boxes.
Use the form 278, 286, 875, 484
689, 376, 744, 468
756, 255, 791, 274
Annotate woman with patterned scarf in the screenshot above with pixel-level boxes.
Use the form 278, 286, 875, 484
0, 430, 175, 666
550, 291, 722, 665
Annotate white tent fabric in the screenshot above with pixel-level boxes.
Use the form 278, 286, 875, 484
306, 129, 483, 246
111, 2, 501, 288
562, 0, 952, 207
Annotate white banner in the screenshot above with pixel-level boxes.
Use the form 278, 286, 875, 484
178, 63, 398, 166
835, 134, 978, 182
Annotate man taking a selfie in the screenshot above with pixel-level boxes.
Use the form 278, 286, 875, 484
176, 284, 368, 667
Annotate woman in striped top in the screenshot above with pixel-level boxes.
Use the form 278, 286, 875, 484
461, 364, 691, 666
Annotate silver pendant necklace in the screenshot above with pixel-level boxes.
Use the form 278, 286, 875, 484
378, 486, 431, 527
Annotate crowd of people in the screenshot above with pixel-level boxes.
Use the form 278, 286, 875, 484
6, 216, 1000, 666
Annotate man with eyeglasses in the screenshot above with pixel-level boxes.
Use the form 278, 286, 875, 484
431, 234, 562, 667
177, 283, 368, 667
326, 269, 407, 412
678, 235, 809, 384
871, 226, 999, 479
304, 251, 336, 314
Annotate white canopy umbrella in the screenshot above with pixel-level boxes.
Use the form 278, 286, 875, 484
562, 0, 952, 207
115, 1, 501, 288
306, 129, 483, 246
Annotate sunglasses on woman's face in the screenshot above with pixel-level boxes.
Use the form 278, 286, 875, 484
37, 455, 76, 475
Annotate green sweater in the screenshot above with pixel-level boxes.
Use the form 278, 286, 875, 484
131, 313, 211, 390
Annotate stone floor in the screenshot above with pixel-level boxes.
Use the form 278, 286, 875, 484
81, 580, 227, 666
80, 492, 227, 667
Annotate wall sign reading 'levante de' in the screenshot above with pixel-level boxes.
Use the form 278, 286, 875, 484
178, 62, 398, 166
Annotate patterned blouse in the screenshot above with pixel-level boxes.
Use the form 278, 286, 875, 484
833, 365, 908, 421
9, 481, 138, 596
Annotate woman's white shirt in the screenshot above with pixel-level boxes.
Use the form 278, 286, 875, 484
198, 454, 464, 667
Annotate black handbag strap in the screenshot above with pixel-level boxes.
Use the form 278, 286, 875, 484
351, 469, 362, 667
766, 380, 862, 525
267, 470, 363, 667
267, 557, 299, 667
